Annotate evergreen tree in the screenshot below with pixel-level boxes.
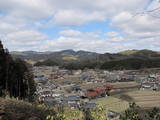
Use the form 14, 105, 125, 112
0, 40, 36, 101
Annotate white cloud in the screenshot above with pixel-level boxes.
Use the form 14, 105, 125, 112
41, 37, 121, 53
6, 30, 47, 43
112, 11, 160, 38
0, 0, 150, 26
53, 10, 106, 26
111, 0, 160, 48
59, 29, 100, 39
0, 0, 160, 52
59, 29, 82, 36
106, 32, 125, 42
2, 29, 47, 51
39, 30, 129, 53
0, 0, 53, 19
0, 22, 20, 34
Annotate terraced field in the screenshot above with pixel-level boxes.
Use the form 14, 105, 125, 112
92, 90, 160, 113
125, 90, 160, 108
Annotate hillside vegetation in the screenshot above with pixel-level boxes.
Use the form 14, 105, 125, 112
1, 97, 160, 120
118, 50, 139, 55
0, 98, 107, 120
11, 49, 160, 70
0, 98, 54, 120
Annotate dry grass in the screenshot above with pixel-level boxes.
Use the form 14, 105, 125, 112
24, 59, 36, 65
0, 98, 54, 120
91, 97, 129, 113
63, 108, 84, 120
62, 56, 78, 61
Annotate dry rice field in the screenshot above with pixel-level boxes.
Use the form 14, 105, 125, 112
81, 82, 140, 89
125, 90, 160, 108
91, 97, 129, 113
92, 90, 160, 113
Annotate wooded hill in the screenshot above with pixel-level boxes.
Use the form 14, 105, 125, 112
11, 49, 160, 70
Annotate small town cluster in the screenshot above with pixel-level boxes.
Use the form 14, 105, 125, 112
33, 66, 160, 119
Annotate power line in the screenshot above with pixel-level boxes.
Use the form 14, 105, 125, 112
146, 6, 160, 12
131, 0, 160, 19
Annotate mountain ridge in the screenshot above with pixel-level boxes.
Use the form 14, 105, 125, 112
10, 49, 160, 64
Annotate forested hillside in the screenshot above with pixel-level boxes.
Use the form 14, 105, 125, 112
11, 49, 160, 70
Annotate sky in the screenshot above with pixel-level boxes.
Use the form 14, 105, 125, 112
0, 0, 160, 53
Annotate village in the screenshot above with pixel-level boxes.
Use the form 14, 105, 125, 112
33, 66, 160, 119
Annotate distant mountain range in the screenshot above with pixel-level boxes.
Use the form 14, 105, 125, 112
11, 49, 99, 62
10, 49, 160, 69
10, 49, 160, 62
11, 49, 159, 62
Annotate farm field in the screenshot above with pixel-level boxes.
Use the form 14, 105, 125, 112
110, 82, 140, 89
81, 82, 140, 89
90, 90, 160, 113
124, 90, 160, 108
91, 97, 129, 113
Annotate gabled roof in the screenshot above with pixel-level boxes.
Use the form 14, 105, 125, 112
85, 91, 99, 97
66, 96, 80, 101
83, 103, 97, 109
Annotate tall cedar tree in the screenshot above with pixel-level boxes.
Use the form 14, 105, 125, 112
0, 40, 36, 101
